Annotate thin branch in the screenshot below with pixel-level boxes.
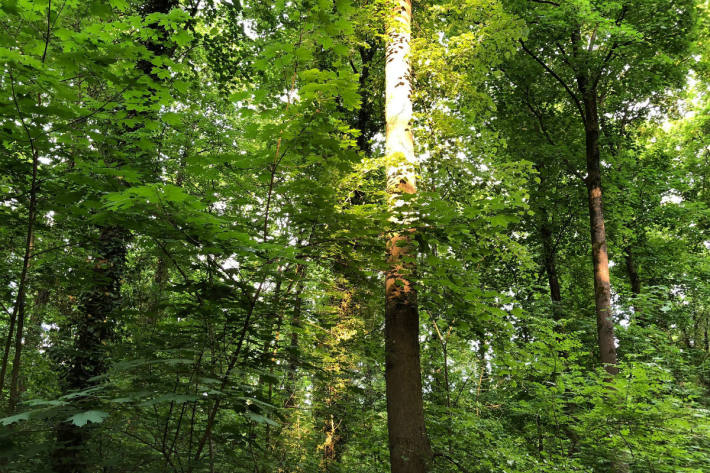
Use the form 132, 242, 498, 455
520, 91, 587, 182
519, 40, 586, 122
521, 94, 556, 146
53, 84, 132, 132
41, 0, 51, 63
530, 0, 560, 5
433, 452, 471, 473
592, 5, 628, 88
587, 23, 599, 52
555, 42, 574, 70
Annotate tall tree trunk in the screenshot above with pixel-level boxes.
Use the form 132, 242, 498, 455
7, 212, 35, 411
581, 93, 618, 376
52, 2, 179, 470
1, 92, 40, 406
0, 306, 17, 401
384, 1, 432, 471
52, 226, 129, 473
14, 287, 50, 403
580, 89, 627, 473
624, 246, 642, 323
355, 43, 376, 154
315, 285, 355, 471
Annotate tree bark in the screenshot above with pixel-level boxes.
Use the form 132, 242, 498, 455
539, 207, 562, 307
7, 207, 36, 410
384, 1, 432, 471
284, 278, 303, 410
355, 43, 377, 154
583, 96, 618, 375
624, 247, 641, 295
52, 3, 179, 470
52, 226, 129, 473
1, 77, 40, 407
624, 246, 643, 323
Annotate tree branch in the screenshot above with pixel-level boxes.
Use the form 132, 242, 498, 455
433, 452, 471, 473
592, 5, 628, 88
518, 40, 586, 122
530, 0, 560, 5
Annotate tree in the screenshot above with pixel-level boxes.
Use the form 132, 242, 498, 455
0, 1, 708, 472
504, 0, 697, 375
383, 0, 433, 471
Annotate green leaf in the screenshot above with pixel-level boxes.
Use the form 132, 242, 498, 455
244, 411, 279, 426
0, 412, 31, 426
66, 410, 109, 427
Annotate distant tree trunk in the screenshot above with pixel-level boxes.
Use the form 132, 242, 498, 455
52, 225, 129, 473
26, 288, 49, 347
0, 305, 17, 400
530, 163, 562, 315
14, 287, 50, 401
624, 247, 641, 296
579, 87, 618, 376
6, 147, 39, 409
284, 277, 304, 409
315, 286, 355, 471
257, 275, 283, 399
538, 206, 562, 310
624, 246, 642, 323
432, 319, 453, 451
355, 43, 377, 154
383, 1, 432, 471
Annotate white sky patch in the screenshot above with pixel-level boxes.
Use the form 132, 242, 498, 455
242, 18, 258, 40
213, 200, 227, 213
661, 193, 683, 205
222, 256, 239, 270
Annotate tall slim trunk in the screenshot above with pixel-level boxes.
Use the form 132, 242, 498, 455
384, 1, 432, 471
284, 277, 303, 409
7, 232, 34, 411
581, 93, 618, 376
355, 43, 376, 154
13, 288, 50, 403
539, 206, 562, 306
315, 286, 355, 471
1, 104, 39, 407
432, 320, 453, 451
257, 275, 283, 401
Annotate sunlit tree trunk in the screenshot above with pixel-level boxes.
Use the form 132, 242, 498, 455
577, 69, 627, 472
580, 91, 618, 376
384, 1, 432, 471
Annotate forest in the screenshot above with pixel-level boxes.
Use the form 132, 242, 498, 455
0, 0, 709, 472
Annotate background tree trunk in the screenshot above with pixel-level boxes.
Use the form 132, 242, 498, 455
539, 206, 562, 310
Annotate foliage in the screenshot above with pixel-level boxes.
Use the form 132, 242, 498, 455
0, 0, 708, 472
